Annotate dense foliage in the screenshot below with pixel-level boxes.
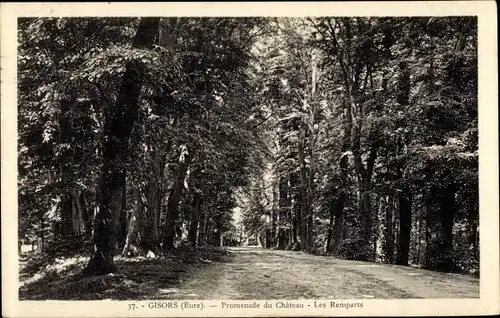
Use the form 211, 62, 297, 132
19, 17, 478, 276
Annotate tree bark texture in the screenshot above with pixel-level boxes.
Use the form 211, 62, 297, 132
121, 188, 143, 257
384, 195, 395, 263
83, 18, 160, 276
162, 146, 192, 251
277, 176, 289, 250
297, 123, 309, 250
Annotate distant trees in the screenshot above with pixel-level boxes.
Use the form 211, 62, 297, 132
242, 17, 478, 275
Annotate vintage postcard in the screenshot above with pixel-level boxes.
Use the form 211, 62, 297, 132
1, 1, 498, 317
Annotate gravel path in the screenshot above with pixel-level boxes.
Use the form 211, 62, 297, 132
158, 246, 479, 299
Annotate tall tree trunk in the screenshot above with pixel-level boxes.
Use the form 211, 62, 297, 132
394, 199, 400, 260
393, 56, 412, 266
395, 185, 412, 265
358, 183, 371, 260
424, 190, 435, 269
330, 96, 353, 255
277, 176, 288, 249
61, 192, 74, 236
71, 191, 85, 235
163, 146, 191, 251
121, 188, 143, 257
83, 194, 93, 234
142, 119, 172, 253
188, 190, 202, 248
198, 212, 208, 246
306, 54, 317, 251
289, 173, 300, 248
416, 210, 424, 265
59, 98, 75, 237
290, 214, 298, 247
372, 196, 380, 260
143, 160, 162, 252
424, 185, 456, 271
471, 210, 479, 270
213, 212, 222, 247
271, 181, 278, 248
116, 178, 127, 248
437, 186, 456, 272
198, 197, 209, 246
354, 146, 376, 261
384, 195, 394, 263
329, 190, 346, 255
297, 123, 308, 250
306, 214, 314, 250
71, 193, 80, 235
326, 194, 336, 253
265, 228, 272, 248
83, 18, 160, 276
75, 190, 92, 239
468, 187, 479, 272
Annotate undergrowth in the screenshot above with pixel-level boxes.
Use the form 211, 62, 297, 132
19, 244, 230, 300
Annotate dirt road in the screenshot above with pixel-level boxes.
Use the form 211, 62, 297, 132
157, 246, 479, 299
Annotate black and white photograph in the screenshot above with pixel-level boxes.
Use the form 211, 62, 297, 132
2, 2, 498, 317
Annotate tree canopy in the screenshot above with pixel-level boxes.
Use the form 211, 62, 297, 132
19, 17, 478, 276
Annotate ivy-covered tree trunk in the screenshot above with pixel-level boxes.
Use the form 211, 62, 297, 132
326, 198, 334, 253
469, 199, 479, 270
358, 183, 372, 260
415, 210, 424, 264
424, 193, 435, 269
384, 195, 395, 263
163, 146, 191, 251
83, 18, 160, 276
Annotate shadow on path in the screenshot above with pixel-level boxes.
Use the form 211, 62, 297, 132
19, 246, 479, 300
19, 247, 233, 300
